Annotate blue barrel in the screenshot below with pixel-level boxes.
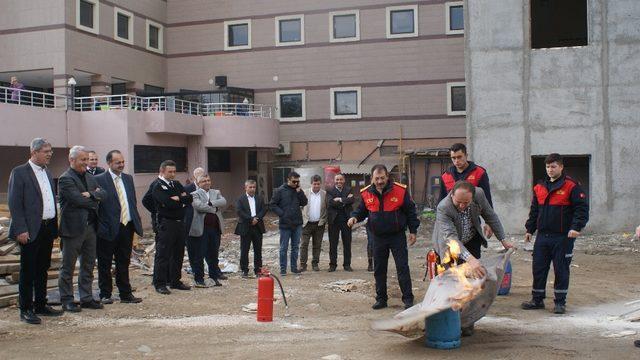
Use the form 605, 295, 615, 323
497, 260, 512, 296
425, 308, 461, 349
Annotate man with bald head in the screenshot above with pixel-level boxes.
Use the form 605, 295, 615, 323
58, 145, 106, 312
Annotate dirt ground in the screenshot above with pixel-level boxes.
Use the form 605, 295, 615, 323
1, 216, 640, 360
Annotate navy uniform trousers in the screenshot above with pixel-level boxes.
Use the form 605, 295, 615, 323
531, 233, 575, 305
372, 231, 413, 304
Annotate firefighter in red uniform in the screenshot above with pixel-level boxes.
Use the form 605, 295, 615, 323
348, 164, 420, 310
439, 143, 492, 205
521, 153, 589, 314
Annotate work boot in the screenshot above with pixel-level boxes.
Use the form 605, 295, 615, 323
372, 300, 388, 310
120, 295, 143, 303
312, 264, 320, 271
155, 286, 171, 295
328, 266, 336, 272
521, 299, 545, 310
461, 324, 475, 337
35, 305, 63, 317
634, 339, 640, 348
300, 264, 307, 272
170, 281, 191, 291
403, 301, 414, 309
553, 303, 566, 314
20, 310, 42, 325
344, 266, 353, 272
367, 258, 373, 272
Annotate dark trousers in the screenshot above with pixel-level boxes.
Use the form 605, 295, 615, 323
464, 232, 484, 259
240, 226, 263, 274
153, 218, 185, 288
372, 232, 413, 304
328, 220, 352, 267
187, 227, 222, 282
531, 233, 575, 305
97, 223, 134, 298
300, 222, 324, 266
19, 220, 55, 311
366, 228, 374, 259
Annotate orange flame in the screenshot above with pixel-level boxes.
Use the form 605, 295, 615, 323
436, 240, 479, 310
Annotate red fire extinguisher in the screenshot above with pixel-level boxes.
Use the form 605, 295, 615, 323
423, 249, 440, 281
257, 267, 288, 322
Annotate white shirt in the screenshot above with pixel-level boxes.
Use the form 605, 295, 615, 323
110, 169, 132, 223
28, 160, 56, 220
246, 193, 257, 217
308, 189, 322, 222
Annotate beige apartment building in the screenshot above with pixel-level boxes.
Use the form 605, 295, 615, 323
0, 0, 466, 213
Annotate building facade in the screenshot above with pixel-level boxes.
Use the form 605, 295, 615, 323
466, 0, 640, 232
1, 0, 467, 218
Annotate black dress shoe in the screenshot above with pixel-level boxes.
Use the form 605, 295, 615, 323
81, 300, 104, 310
291, 269, 302, 274
100, 297, 114, 305
344, 266, 353, 272
634, 339, 640, 348
521, 299, 545, 310
403, 302, 414, 310
372, 300, 388, 310
241, 271, 250, 278
120, 294, 143, 303
62, 303, 82, 312
217, 274, 228, 280
170, 282, 192, 291
212, 279, 222, 287
312, 264, 320, 271
155, 286, 171, 295
328, 266, 336, 272
20, 310, 42, 324
35, 305, 64, 317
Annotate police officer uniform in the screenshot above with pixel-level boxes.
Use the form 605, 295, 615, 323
523, 174, 589, 311
351, 181, 420, 309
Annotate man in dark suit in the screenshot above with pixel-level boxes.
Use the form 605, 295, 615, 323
58, 145, 106, 312
151, 160, 193, 294
8, 138, 63, 324
95, 150, 143, 304
86, 150, 106, 176
235, 179, 267, 277
142, 175, 161, 234
326, 173, 355, 272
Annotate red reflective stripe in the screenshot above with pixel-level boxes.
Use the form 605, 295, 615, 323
547, 181, 575, 206
442, 172, 455, 192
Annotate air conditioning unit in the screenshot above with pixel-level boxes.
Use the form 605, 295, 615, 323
275, 141, 291, 155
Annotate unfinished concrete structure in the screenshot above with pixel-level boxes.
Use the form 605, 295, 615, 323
465, 0, 640, 232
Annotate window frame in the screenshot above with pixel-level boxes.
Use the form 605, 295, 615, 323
447, 82, 466, 116
445, 2, 464, 35
76, 0, 100, 35
275, 14, 305, 47
330, 86, 362, 120
224, 19, 252, 51
145, 19, 164, 53
113, 7, 134, 44
276, 89, 306, 122
386, 4, 419, 39
329, 10, 360, 43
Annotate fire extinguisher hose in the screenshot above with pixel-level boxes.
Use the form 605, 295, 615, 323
270, 274, 288, 309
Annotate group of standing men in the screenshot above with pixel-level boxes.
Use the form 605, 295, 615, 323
9, 139, 143, 325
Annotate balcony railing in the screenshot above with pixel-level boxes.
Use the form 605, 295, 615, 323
2, 90, 274, 118
0, 86, 67, 109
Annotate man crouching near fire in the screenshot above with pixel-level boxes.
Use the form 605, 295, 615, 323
432, 180, 514, 336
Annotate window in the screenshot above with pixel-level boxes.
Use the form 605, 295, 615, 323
446, 2, 464, 35
114, 7, 133, 44
224, 20, 251, 50
146, 19, 164, 53
447, 82, 466, 115
276, 15, 304, 46
379, 145, 398, 156
144, 84, 164, 95
330, 87, 361, 120
248, 150, 258, 171
386, 5, 418, 38
330, 10, 360, 42
76, 0, 99, 34
276, 90, 306, 122
134, 145, 187, 174
531, 0, 588, 49
208, 149, 231, 172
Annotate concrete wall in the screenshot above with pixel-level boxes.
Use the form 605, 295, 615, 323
466, 0, 640, 233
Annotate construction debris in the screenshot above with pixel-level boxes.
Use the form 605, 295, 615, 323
323, 279, 369, 293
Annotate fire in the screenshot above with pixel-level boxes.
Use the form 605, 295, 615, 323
435, 240, 481, 311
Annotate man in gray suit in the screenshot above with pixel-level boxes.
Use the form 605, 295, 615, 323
58, 145, 106, 312
8, 138, 63, 324
432, 180, 513, 336
300, 175, 327, 272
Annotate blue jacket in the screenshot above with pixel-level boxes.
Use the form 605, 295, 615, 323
8, 162, 58, 242
95, 171, 143, 240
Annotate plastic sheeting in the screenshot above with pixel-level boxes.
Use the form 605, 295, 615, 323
371, 249, 514, 337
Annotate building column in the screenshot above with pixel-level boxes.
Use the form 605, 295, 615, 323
53, 74, 71, 109
90, 74, 111, 96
